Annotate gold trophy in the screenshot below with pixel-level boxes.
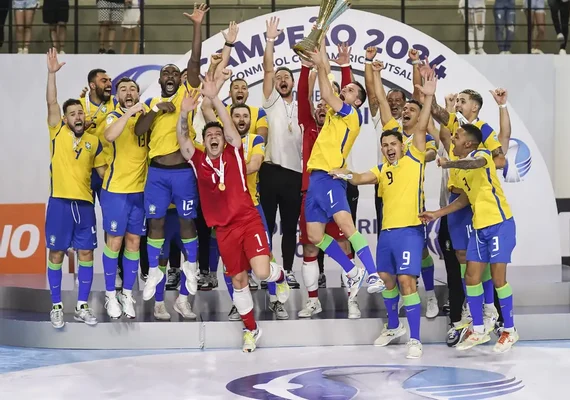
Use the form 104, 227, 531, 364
293, 0, 352, 62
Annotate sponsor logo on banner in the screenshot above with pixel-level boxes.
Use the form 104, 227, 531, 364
0, 204, 46, 273
138, 7, 559, 268
226, 365, 524, 399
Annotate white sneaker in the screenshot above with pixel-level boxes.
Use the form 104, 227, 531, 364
275, 266, 291, 304
348, 299, 361, 319
374, 322, 406, 346
483, 306, 499, 334
119, 292, 136, 319
493, 330, 519, 353
425, 294, 439, 319
59, 50, 66, 55
406, 339, 423, 359
142, 267, 165, 301
456, 330, 490, 351
243, 326, 262, 353
531, 48, 544, 54
469, 49, 477, 55
17, 48, 23, 54
228, 305, 241, 321
347, 266, 366, 299
181, 261, 198, 295
476, 48, 486, 55
74, 304, 98, 326
269, 301, 289, 320
558, 33, 565, 42
298, 298, 322, 318
366, 272, 385, 294
105, 295, 122, 319
153, 302, 171, 320
50, 305, 65, 329
22, 47, 29, 54
174, 297, 197, 319
560, 48, 567, 55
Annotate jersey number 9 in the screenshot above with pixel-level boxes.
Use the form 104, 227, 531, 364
386, 171, 394, 185
402, 251, 410, 266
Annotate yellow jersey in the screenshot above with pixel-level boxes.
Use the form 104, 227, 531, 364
371, 144, 425, 230
80, 95, 118, 140
446, 113, 501, 191
49, 120, 106, 203
225, 103, 268, 135
102, 105, 150, 193
455, 149, 512, 229
307, 103, 362, 172
144, 82, 198, 159
381, 117, 437, 163
242, 134, 265, 206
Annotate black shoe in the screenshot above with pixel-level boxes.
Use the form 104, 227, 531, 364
442, 300, 450, 316
260, 281, 268, 290
140, 272, 148, 282
318, 273, 327, 288
166, 268, 180, 290
286, 272, 300, 289
106, 49, 116, 54
98, 48, 106, 54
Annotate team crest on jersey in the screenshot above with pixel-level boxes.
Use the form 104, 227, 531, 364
106, 115, 114, 126
149, 204, 156, 215
85, 142, 92, 152
101, 105, 107, 113
110, 221, 118, 232
49, 235, 56, 246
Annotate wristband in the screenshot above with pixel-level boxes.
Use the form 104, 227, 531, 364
327, 73, 335, 82
365, 58, 374, 62
224, 42, 235, 48
338, 63, 350, 68
152, 105, 159, 113
364, 61, 372, 65
411, 60, 421, 65
499, 104, 507, 109
266, 38, 276, 42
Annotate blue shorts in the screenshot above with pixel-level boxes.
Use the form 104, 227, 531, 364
161, 208, 183, 260
91, 170, 103, 203
467, 218, 516, 264
100, 190, 146, 237
447, 192, 473, 251
256, 204, 271, 250
144, 166, 199, 220
45, 197, 97, 251
377, 225, 425, 276
305, 171, 350, 224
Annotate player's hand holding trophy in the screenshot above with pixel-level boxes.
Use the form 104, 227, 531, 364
293, 0, 352, 62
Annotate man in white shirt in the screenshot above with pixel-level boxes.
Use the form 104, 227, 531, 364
260, 17, 303, 288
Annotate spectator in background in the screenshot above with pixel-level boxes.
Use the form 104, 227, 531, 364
494, 0, 516, 54
43, 0, 69, 54
548, 0, 570, 54
13, 0, 38, 54
120, 0, 139, 54
524, 0, 546, 53
97, 0, 124, 54
459, 0, 487, 54
0, 0, 9, 48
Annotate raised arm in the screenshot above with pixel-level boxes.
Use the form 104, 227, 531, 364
182, 3, 210, 88
364, 47, 378, 118
298, 63, 313, 124
409, 49, 423, 101
370, 61, 393, 127
331, 42, 353, 88
311, 48, 343, 112
104, 103, 145, 142
216, 21, 239, 74
412, 66, 437, 152
46, 48, 65, 127
418, 61, 451, 126
262, 17, 282, 100
177, 89, 202, 160
490, 88, 511, 154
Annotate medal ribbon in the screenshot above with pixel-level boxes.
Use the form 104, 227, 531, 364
205, 153, 225, 188
242, 133, 250, 161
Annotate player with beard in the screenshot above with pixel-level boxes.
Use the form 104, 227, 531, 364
99, 77, 148, 320
134, 3, 209, 308
45, 49, 106, 329
420, 124, 518, 353
260, 17, 303, 288
369, 58, 440, 319
330, 68, 437, 359
177, 73, 290, 352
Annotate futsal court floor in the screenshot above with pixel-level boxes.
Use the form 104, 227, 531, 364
0, 340, 568, 399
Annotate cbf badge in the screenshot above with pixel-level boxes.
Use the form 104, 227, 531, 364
85, 142, 92, 152
102, 105, 107, 113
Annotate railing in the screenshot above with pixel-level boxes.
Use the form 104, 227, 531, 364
0, 1, 562, 55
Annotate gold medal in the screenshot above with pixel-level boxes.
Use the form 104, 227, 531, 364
218, 182, 226, 191
288, 122, 292, 132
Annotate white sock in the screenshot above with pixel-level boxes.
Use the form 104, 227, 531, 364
484, 303, 496, 312
475, 27, 485, 49
105, 291, 116, 298
155, 300, 165, 305
504, 327, 515, 333
53, 302, 63, 308
123, 289, 132, 296
347, 265, 359, 279
473, 324, 485, 334
76, 301, 87, 309
468, 27, 475, 50
269, 294, 277, 303
177, 294, 188, 302
426, 290, 435, 297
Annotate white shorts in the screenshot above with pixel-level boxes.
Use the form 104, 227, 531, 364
12, 0, 38, 10
465, 0, 485, 9
122, 8, 140, 28
523, 0, 546, 11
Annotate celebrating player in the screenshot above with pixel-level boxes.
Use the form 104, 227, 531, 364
134, 3, 209, 304
177, 72, 290, 352
45, 48, 106, 328
100, 77, 148, 320
331, 67, 437, 359
420, 124, 518, 353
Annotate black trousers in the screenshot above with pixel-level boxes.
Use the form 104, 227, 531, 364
317, 182, 359, 273
195, 204, 212, 274
259, 163, 302, 272
549, 0, 570, 49
438, 215, 464, 324
0, 0, 9, 48
374, 185, 383, 237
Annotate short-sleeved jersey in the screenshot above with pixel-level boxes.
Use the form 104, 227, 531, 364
241, 134, 265, 206
225, 104, 268, 136
49, 120, 106, 203
455, 149, 513, 230
102, 105, 150, 193
446, 113, 501, 191
189, 144, 258, 228
371, 144, 426, 230
144, 82, 198, 159
307, 103, 362, 172
381, 117, 437, 164
80, 96, 118, 140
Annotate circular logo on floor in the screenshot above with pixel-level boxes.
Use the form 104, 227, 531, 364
226, 365, 524, 399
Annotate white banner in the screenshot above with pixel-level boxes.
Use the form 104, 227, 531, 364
0, 7, 561, 273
